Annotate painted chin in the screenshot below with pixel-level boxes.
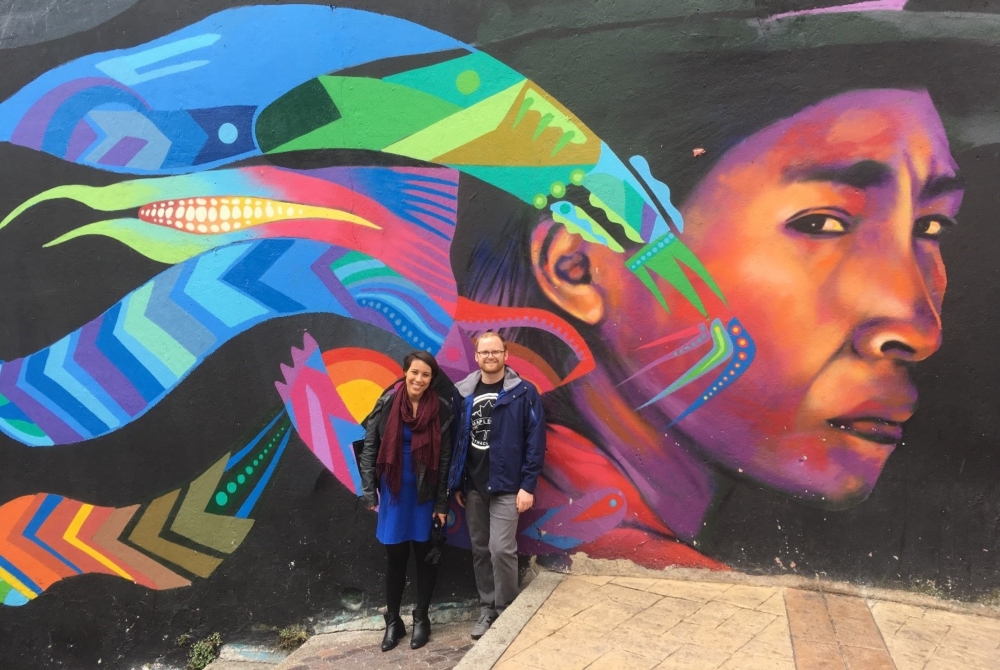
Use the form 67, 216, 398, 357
740, 427, 896, 510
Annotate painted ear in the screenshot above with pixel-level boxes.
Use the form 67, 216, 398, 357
530, 218, 605, 325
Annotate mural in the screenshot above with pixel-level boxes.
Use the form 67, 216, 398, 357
1, 0, 1000, 666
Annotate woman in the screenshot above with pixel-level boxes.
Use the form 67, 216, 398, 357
358, 351, 454, 652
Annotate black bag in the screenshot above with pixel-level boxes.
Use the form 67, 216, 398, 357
425, 516, 447, 565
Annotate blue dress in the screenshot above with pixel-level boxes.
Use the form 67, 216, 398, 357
376, 426, 435, 545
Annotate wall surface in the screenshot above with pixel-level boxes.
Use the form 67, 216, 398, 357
1, 0, 1000, 667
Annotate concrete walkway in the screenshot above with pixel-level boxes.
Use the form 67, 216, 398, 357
484, 574, 1000, 670
208, 569, 1000, 670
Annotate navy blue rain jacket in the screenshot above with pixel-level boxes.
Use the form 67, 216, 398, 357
448, 367, 546, 496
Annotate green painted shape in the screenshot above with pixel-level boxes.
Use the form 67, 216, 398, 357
629, 237, 726, 317
456, 70, 480, 95
45, 218, 238, 264
4, 419, 46, 438
623, 182, 647, 237
256, 78, 341, 153
384, 82, 523, 160
384, 51, 522, 108
0, 394, 8, 407
0, 182, 160, 231
0, 580, 11, 601
457, 164, 595, 207
170, 453, 254, 554
269, 77, 461, 154
123, 282, 197, 377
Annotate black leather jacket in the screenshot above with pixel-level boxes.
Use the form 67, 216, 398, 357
358, 388, 455, 514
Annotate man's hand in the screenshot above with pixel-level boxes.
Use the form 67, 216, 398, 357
516, 489, 534, 513
455, 491, 465, 508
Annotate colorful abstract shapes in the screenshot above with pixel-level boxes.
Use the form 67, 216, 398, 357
627, 232, 725, 317
321, 348, 402, 423
0, 409, 293, 606
275, 335, 365, 495
638, 318, 734, 411
0, 5, 465, 173
520, 488, 628, 553
669, 319, 756, 425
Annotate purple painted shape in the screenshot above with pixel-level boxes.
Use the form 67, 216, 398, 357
309, 247, 364, 320
74, 317, 147, 416
640, 203, 658, 241
97, 136, 148, 167
65, 120, 99, 162
767, 0, 906, 20
10, 77, 131, 147
0, 359, 81, 444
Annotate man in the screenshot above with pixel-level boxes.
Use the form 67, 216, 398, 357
449, 331, 546, 639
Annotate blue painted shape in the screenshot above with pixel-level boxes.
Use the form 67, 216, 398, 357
23, 348, 108, 437
237, 428, 291, 518
226, 411, 283, 471
41, 86, 145, 157
0, 5, 468, 173
330, 416, 365, 495
629, 155, 685, 234
95, 304, 165, 403
189, 106, 256, 164
0, 556, 41, 596
222, 239, 308, 314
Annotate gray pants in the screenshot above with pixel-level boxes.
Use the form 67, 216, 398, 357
465, 490, 519, 610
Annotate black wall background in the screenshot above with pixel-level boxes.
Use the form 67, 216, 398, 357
0, 1, 999, 667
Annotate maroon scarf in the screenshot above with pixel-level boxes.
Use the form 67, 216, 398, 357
375, 383, 441, 496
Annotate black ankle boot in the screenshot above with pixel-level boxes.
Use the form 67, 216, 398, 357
410, 609, 431, 649
381, 612, 406, 652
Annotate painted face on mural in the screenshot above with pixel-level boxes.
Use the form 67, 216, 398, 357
536, 88, 962, 508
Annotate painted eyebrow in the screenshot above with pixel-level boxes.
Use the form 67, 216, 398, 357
783, 159, 893, 189
920, 173, 964, 200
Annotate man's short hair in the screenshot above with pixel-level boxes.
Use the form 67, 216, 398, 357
476, 331, 507, 350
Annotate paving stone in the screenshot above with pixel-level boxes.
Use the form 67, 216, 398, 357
646, 579, 733, 602
841, 644, 895, 670
755, 591, 789, 616
791, 640, 846, 670
683, 600, 742, 627
588, 648, 660, 669
609, 576, 659, 591
507, 643, 592, 670
785, 589, 838, 644
825, 594, 892, 652
597, 582, 664, 608
573, 598, 644, 628
712, 584, 778, 610
604, 624, 683, 660
653, 643, 732, 669
719, 649, 796, 670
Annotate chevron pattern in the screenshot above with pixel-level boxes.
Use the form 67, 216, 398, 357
0, 411, 292, 606
0, 239, 454, 447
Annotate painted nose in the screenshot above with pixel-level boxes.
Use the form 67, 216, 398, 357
849, 248, 943, 363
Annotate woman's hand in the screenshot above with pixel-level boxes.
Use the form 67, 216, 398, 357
366, 505, 377, 512
434, 512, 447, 526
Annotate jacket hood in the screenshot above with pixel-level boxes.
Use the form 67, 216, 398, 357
455, 366, 522, 397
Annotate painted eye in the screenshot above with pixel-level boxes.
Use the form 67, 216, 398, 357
914, 215, 955, 240
786, 213, 849, 236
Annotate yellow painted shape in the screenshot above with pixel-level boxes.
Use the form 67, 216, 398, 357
64, 505, 133, 582
0, 566, 35, 600
336, 379, 385, 423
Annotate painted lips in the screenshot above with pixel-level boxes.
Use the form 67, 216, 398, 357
827, 417, 904, 445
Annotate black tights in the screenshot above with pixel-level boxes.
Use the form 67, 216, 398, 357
385, 540, 437, 616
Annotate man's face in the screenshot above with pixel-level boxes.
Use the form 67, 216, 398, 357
475, 334, 508, 375
598, 89, 962, 507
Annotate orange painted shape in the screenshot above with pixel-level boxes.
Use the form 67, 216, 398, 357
35, 499, 112, 576
7, 495, 79, 580
0, 495, 62, 590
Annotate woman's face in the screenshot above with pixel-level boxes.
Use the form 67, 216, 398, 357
404, 360, 433, 400
600, 89, 962, 507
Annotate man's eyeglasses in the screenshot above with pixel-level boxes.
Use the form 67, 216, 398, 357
476, 350, 506, 358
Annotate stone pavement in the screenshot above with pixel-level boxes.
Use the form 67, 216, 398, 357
490, 574, 1000, 670
205, 570, 1000, 670
270, 622, 472, 670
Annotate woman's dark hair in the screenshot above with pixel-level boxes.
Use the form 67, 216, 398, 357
402, 350, 440, 381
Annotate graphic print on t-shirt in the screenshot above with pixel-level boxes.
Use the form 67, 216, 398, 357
471, 389, 499, 450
